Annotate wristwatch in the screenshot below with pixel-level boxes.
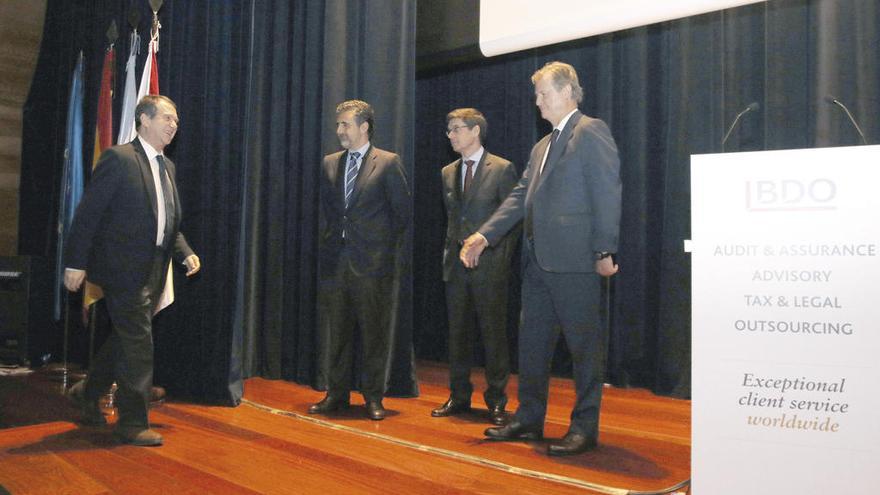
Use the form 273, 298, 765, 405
594, 251, 613, 261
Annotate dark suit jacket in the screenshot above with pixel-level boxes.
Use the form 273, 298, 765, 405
65, 138, 194, 292
441, 151, 519, 282
319, 145, 411, 278
480, 111, 621, 273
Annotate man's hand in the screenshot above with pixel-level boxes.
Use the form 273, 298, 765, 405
459, 233, 488, 268
595, 256, 619, 277
64, 269, 86, 291
184, 254, 201, 276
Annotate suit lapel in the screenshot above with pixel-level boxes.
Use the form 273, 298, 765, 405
534, 111, 581, 192
133, 139, 159, 222
450, 158, 464, 205
334, 152, 347, 202
164, 157, 181, 230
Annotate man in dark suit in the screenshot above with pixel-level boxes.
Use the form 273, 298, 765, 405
461, 61, 622, 456
64, 95, 201, 446
432, 108, 518, 425
310, 100, 411, 421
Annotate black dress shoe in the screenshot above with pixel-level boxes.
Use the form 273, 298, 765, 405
365, 401, 386, 421
484, 421, 542, 441
431, 398, 471, 417
547, 432, 597, 456
308, 395, 350, 414
488, 404, 508, 426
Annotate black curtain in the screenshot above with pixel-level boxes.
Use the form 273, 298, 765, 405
413, 0, 879, 398
21, 0, 417, 405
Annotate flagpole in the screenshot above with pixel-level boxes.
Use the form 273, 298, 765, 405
61, 290, 70, 388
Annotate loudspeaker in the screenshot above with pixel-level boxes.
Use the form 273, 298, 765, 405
0, 256, 50, 366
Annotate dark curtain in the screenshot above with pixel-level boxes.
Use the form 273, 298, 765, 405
236, 0, 418, 397
413, 0, 879, 398
21, 0, 418, 405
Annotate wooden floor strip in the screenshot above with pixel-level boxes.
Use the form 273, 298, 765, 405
241, 398, 631, 495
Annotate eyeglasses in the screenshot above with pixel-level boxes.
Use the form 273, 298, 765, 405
445, 125, 472, 136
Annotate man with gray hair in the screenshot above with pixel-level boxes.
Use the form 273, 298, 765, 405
311, 100, 411, 421
461, 61, 622, 456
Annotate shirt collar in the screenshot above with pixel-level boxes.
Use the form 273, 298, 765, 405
350, 141, 370, 159
555, 108, 579, 133
138, 136, 162, 161
462, 146, 485, 166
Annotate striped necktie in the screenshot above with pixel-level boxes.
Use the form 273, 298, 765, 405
344, 151, 361, 208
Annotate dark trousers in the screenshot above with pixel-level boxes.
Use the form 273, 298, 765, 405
514, 241, 604, 439
445, 260, 510, 407
83, 249, 167, 428
321, 250, 393, 403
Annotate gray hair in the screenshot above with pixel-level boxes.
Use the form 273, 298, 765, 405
531, 61, 583, 103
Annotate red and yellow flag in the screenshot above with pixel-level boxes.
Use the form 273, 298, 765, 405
82, 46, 115, 310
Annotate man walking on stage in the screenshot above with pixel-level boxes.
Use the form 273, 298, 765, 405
65, 95, 201, 446
310, 100, 411, 421
433, 108, 518, 425
461, 61, 622, 456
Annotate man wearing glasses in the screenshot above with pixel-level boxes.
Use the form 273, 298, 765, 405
433, 108, 519, 426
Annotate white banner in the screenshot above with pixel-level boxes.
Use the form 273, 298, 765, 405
479, 0, 765, 57
691, 145, 880, 493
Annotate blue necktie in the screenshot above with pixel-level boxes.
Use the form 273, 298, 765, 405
344, 151, 361, 208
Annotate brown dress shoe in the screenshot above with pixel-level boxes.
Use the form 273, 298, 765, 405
308, 395, 350, 414
365, 401, 386, 420
114, 426, 163, 447
150, 386, 167, 404
66, 380, 106, 426
547, 432, 597, 456
484, 421, 543, 441
431, 398, 471, 417
488, 404, 508, 426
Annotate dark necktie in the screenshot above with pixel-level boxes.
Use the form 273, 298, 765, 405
526, 129, 561, 240
156, 155, 175, 246
463, 159, 475, 194
344, 151, 361, 208
538, 129, 560, 177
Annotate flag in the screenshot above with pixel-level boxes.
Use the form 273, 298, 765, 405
83, 45, 115, 310
117, 30, 140, 145
54, 52, 85, 321
120, 35, 160, 144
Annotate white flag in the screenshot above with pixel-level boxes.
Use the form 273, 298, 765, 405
117, 32, 140, 145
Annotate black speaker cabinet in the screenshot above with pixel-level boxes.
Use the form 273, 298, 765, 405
0, 256, 49, 366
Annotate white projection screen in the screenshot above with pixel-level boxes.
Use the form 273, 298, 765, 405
479, 0, 766, 57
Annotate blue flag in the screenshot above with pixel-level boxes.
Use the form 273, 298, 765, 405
54, 52, 85, 321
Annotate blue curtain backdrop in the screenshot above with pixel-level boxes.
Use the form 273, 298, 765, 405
412, 0, 879, 398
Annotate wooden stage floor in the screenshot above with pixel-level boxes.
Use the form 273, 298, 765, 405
0, 362, 690, 494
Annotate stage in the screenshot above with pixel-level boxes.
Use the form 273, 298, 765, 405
0, 362, 690, 494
